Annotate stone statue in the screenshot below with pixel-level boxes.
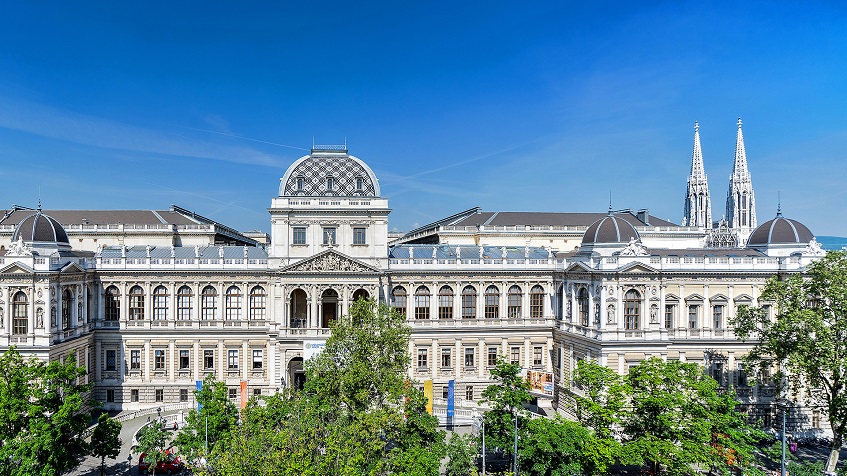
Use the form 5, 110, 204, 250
36, 307, 44, 328
607, 304, 615, 324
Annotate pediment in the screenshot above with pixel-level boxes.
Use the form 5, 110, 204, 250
0, 261, 35, 274
281, 249, 380, 274
618, 262, 657, 274
60, 262, 85, 273
565, 261, 594, 273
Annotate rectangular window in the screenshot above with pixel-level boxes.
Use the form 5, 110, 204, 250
510, 346, 520, 365
464, 347, 475, 368
322, 227, 337, 246
130, 350, 140, 370
106, 389, 115, 403
440, 348, 452, 368
417, 348, 428, 369
442, 386, 449, 399
154, 350, 165, 370
252, 349, 263, 370
713, 305, 724, 329
131, 389, 139, 402
204, 350, 214, 369
179, 350, 190, 370
106, 350, 117, 371
180, 388, 189, 402
155, 389, 164, 402
228, 350, 239, 370
533, 346, 543, 367
664, 304, 675, 329
736, 363, 747, 387
688, 305, 699, 329
465, 386, 474, 401
488, 347, 498, 367
292, 227, 307, 245
353, 227, 366, 245
253, 388, 262, 397
228, 388, 237, 400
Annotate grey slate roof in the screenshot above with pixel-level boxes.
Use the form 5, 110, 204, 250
582, 215, 640, 244
12, 211, 70, 244
1, 209, 198, 226
389, 244, 551, 260
450, 211, 678, 228
748, 215, 814, 246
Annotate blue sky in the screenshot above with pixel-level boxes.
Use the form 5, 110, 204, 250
1, 2, 846, 235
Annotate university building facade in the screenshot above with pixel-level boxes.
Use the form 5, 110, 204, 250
0, 122, 828, 427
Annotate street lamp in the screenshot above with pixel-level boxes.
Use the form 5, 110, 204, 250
472, 410, 486, 476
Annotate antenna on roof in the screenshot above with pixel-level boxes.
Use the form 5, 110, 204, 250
37, 187, 42, 211
344, 136, 347, 150
608, 192, 613, 215
777, 191, 782, 217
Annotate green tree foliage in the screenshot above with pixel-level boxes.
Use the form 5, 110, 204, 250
0, 347, 92, 476
622, 357, 764, 476
135, 422, 170, 475
173, 373, 238, 464
733, 250, 847, 473
571, 359, 629, 439
445, 433, 477, 476
519, 416, 611, 476
481, 356, 532, 452
90, 413, 122, 476
204, 299, 446, 476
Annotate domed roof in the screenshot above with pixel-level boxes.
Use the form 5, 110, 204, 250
279, 147, 380, 197
12, 210, 70, 244
747, 212, 814, 246
582, 213, 640, 245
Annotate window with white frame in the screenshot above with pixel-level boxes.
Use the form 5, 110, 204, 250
507, 285, 522, 318
488, 347, 498, 367
225, 286, 242, 320
228, 350, 239, 370
204, 350, 214, 369
461, 286, 476, 319
510, 346, 520, 364
688, 305, 699, 329
128, 286, 144, 321
154, 350, 165, 370
464, 347, 475, 368
438, 286, 453, 319
201, 286, 217, 321
153, 286, 168, 320
177, 286, 192, 320
713, 305, 724, 329
664, 303, 676, 329
484, 286, 499, 319
533, 346, 543, 367
624, 290, 641, 330
252, 349, 263, 369
578, 288, 590, 326
417, 348, 428, 369
392, 287, 407, 317
130, 350, 140, 370
12, 291, 28, 335
292, 227, 307, 245
415, 286, 431, 320
249, 286, 266, 320
530, 285, 544, 318
179, 350, 190, 370
106, 350, 117, 371
440, 347, 452, 368
353, 227, 366, 245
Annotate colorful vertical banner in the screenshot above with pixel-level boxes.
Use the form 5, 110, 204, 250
195, 380, 203, 411
423, 380, 433, 415
239, 381, 248, 409
447, 379, 455, 418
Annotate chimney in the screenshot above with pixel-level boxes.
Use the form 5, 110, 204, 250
637, 209, 650, 226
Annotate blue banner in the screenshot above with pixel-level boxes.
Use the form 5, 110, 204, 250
447, 379, 455, 418
196, 380, 203, 411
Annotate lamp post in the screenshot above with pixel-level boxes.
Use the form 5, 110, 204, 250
473, 410, 485, 476
513, 412, 519, 476
780, 403, 787, 476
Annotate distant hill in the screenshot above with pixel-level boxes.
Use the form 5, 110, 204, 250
816, 236, 847, 251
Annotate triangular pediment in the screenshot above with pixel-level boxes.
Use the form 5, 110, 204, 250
565, 261, 594, 273
281, 249, 381, 274
618, 262, 657, 273
0, 261, 35, 274
60, 262, 85, 273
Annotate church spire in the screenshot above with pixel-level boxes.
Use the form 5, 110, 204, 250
683, 121, 712, 227
725, 117, 757, 236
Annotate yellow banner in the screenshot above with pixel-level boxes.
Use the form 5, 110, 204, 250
423, 380, 433, 415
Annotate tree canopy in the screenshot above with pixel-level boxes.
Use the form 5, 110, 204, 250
90, 413, 122, 476
733, 250, 847, 473
174, 373, 239, 463
0, 347, 93, 476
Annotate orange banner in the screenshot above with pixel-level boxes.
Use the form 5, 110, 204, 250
240, 381, 248, 409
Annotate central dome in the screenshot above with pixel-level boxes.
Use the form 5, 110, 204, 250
747, 213, 814, 246
582, 214, 640, 245
12, 210, 70, 245
279, 147, 380, 198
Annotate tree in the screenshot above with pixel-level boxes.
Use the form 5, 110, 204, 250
622, 357, 764, 476
519, 416, 612, 476
173, 373, 238, 465
135, 423, 169, 475
570, 359, 629, 439
445, 433, 477, 476
481, 356, 532, 453
90, 413, 122, 476
733, 250, 847, 474
0, 347, 93, 476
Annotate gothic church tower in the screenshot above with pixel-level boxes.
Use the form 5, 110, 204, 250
725, 117, 757, 244
683, 122, 712, 227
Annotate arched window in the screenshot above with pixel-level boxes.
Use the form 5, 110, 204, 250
62, 289, 73, 329
438, 286, 454, 319
507, 285, 522, 318
530, 285, 545, 319
177, 286, 192, 321
578, 288, 589, 326
201, 286, 218, 321
415, 286, 431, 320
225, 286, 242, 320
128, 286, 145, 321
624, 290, 641, 330
290, 289, 307, 327
461, 286, 477, 319
392, 286, 407, 317
484, 286, 500, 319
249, 286, 266, 320
12, 291, 27, 335
104, 286, 120, 321
153, 286, 169, 321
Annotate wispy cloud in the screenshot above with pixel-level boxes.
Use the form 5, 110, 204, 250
183, 126, 310, 152
0, 95, 287, 167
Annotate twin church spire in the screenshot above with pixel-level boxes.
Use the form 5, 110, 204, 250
682, 118, 757, 244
